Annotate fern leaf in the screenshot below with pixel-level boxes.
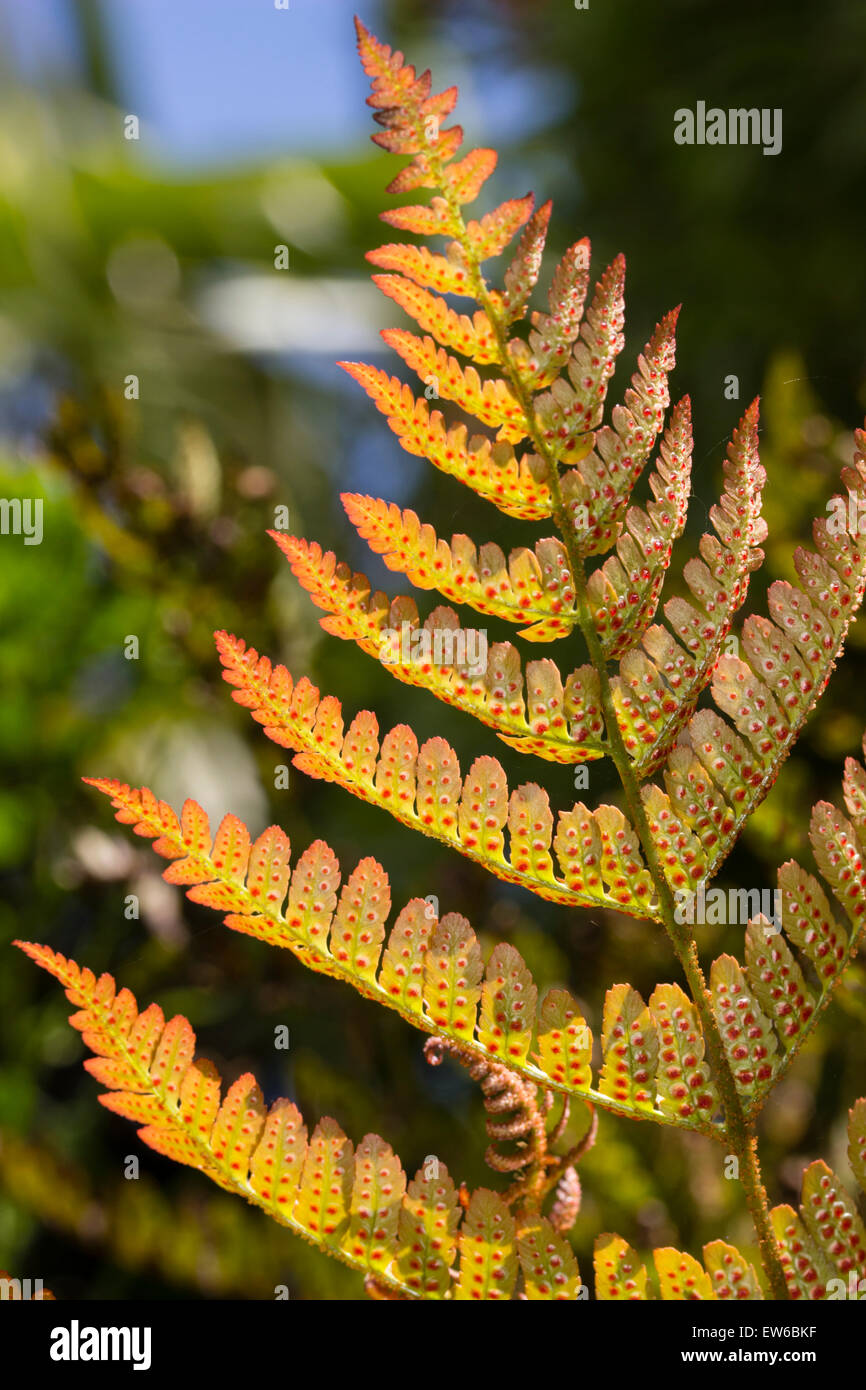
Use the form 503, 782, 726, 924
649, 739, 866, 1116
378, 898, 434, 1013
442, 146, 498, 203
849, 1099, 866, 1192
771, 1205, 837, 1299
595, 1234, 763, 1300
338, 363, 553, 518
81, 780, 723, 1133
649, 982, 720, 1120
374, 275, 498, 363
850, 1099, 866, 1192
499, 200, 553, 324
530, 254, 625, 470
799, 1160, 866, 1284
597, 1136, 866, 1304
517, 1219, 582, 1299
586, 395, 693, 657
593, 1234, 649, 1300
510, 234, 591, 384
709, 955, 778, 1099
743, 917, 817, 1052
381, 330, 525, 442
638, 430, 866, 819
560, 306, 680, 554
610, 398, 767, 770
423, 913, 483, 1041
396, 1164, 460, 1297
640, 782, 708, 896
654, 1247, 715, 1300
214, 632, 662, 917
366, 242, 475, 298
477, 942, 538, 1064
340, 493, 577, 641
768, 1104, 866, 1301
777, 860, 849, 985
599, 984, 659, 1112
702, 1241, 764, 1299
534, 988, 593, 1090
379, 199, 458, 238
344, 1134, 407, 1270
271, 528, 602, 754
15, 939, 476, 1297
462, 194, 536, 261
454, 1189, 517, 1300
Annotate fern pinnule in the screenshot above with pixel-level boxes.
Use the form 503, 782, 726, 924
78, 776, 725, 1135
213, 629, 669, 915
593, 1096, 866, 1300
336, 363, 556, 518
586, 393, 694, 659
338, 494, 577, 641
12, 940, 444, 1296
269, 529, 604, 760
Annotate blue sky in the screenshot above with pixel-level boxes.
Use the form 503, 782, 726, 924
1, 0, 570, 167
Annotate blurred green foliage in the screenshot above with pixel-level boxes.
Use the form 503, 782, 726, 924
1, 0, 865, 1300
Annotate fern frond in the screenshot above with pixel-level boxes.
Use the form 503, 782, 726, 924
381, 329, 526, 442
772, 1102, 866, 1299
454, 1189, 517, 1300
525, 252, 625, 458
848, 1098, 866, 1191
586, 395, 693, 657
14, 939, 474, 1298
635, 444, 866, 910
598, 983, 659, 1113
214, 631, 669, 920
654, 1247, 717, 1300
498, 200, 554, 325
702, 1241, 765, 1300
595, 1236, 764, 1300
648, 982, 721, 1119
337, 363, 554, 519
517, 1219, 583, 1299
611, 398, 768, 773
462, 194, 537, 261
268, 533, 604, 762
374, 276, 499, 363
340, 494, 577, 642
396, 1166, 461, 1296
593, 1234, 649, 1300
507, 230, 591, 381
556, 303, 679, 552
644, 736, 866, 1114
81, 778, 723, 1134
709, 955, 779, 1099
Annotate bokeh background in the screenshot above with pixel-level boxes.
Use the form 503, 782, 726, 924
1, 0, 865, 1300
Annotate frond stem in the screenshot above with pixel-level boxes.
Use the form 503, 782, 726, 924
417, 128, 789, 1298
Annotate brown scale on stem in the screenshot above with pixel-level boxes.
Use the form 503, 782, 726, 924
424, 1036, 597, 1222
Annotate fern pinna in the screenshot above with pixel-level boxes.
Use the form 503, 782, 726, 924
18, 18, 866, 1301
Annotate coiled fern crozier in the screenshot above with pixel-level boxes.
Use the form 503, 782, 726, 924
17, 18, 866, 1302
